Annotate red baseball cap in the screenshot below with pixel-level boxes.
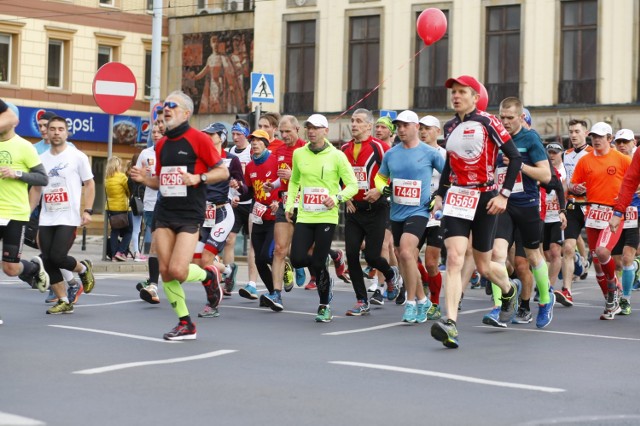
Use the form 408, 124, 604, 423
445, 75, 482, 94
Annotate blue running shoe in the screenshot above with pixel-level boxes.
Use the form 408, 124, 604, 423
261, 291, 284, 312
385, 266, 402, 301
402, 303, 417, 323
295, 268, 306, 287
416, 299, 431, 323
536, 291, 555, 328
482, 307, 507, 328
239, 284, 258, 300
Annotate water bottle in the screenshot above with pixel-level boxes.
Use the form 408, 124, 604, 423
434, 210, 443, 220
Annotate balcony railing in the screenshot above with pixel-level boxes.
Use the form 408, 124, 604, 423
486, 82, 519, 107
283, 92, 315, 115
558, 79, 596, 104
413, 86, 448, 110
347, 89, 378, 111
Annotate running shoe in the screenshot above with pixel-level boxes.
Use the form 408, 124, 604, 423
202, 265, 223, 309
363, 266, 376, 279
416, 300, 431, 323
45, 289, 58, 304
536, 291, 555, 329
134, 253, 148, 262
163, 320, 196, 341
315, 305, 332, 323
283, 259, 295, 292
483, 277, 492, 296
239, 284, 259, 300
395, 286, 406, 305
114, 251, 127, 262
136, 279, 150, 292
619, 297, 631, 315
600, 290, 622, 320
386, 266, 402, 301
295, 268, 306, 287
223, 262, 238, 296
430, 319, 459, 349
46, 300, 74, 315
333, 249, 350, 283
346, 300, 370, 316
554, 288, 574, 307
79, 259, 95, 293
140, 284, 160, 304
369, 289, 384, 306
67, 282, 84, 304
402, 303, 417, 323
198, 303, 220, 318
469, 271, 481, 289
482, 307, 506, 328
426, 303, 442, 320
31, 256, 50, 293
512, 307, 532, 324
573, 251, 584, 278
304, 277, 317, 290
498, 280, 519, 324
261, 292, 284, 312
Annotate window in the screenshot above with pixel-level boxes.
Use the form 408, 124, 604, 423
414, 10, 449, 110
97, 45, 112, 69
144, 50, 152, 98
99, 0, 115, 6
485, 5, 520, 107
284, 20, 316, 114
559, 0, 597, 104
47, 39, 64, 88
0, 34, 10, 83
348, 15, 380, 110
147, 0, 154, 11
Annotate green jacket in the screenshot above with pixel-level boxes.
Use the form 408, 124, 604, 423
285, 140, 358, 224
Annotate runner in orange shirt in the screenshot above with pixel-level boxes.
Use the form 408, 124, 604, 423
570, 122, 631, 320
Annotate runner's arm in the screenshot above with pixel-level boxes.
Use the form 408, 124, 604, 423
498, 139, 522, 192
18, 163, 49, 187
435, 155, 451, 200
614, 148, 640, 213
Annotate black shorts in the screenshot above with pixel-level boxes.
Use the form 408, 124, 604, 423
494, 204, 542, 250
275, 203, 298, 224
612, 226, 640, 256
441, 190, 498, 253
564, 203, 586, 240
0, 220, 26, 263
390, 216, 428, 247
154, 219, 199, 235
543, 221, 563, 251
231, 203, 251, 234
418, 224, 443, 250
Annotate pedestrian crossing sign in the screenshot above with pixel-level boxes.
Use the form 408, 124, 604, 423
380, 110, 397, 120
251, 72, 275, 103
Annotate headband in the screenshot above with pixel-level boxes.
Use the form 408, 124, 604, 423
232, 123, 250, 137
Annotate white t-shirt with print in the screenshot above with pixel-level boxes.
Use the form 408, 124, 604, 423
137, 146, 159, 212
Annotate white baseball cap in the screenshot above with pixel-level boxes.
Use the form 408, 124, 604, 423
589, 122, 612, 136
304, 114, 329, 128
419, 115, 440, 129
392, 110, 419, 125
614, 128, 635, 141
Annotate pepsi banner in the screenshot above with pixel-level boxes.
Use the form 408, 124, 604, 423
15, 106, 150, 145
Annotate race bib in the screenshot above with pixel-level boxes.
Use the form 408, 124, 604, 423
585, 204, 613, 229
624, 206, 638, 229
353, 166, 369, 190
442, 186, 480, 221
544, 193, 560, 223
392, 178, 421, 206
159, 166, 187, 197
251, 202, 268, 224
43, 187, 71, 212
203, 202, 217, 228
496, 167, 523, 193
302, 187, 329, 212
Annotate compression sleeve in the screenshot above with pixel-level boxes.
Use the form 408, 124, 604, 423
374, 173, 389, 193
21, 163, 49, 187
436, 156, 452, 199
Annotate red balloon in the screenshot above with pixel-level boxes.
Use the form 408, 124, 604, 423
416, 8, 448, 46
477, 82, 489, 112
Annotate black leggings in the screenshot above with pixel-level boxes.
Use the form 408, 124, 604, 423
251, 220, 274, 293
39, 225, 77, 284
290, 222, 336, 305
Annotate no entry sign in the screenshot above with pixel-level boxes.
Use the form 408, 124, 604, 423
92, 62, 137, 115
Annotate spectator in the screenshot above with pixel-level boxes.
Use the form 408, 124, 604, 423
105, 156, 133, 261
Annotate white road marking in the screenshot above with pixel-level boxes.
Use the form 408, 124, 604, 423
521, 414, 640, 425
475, 325, 640, 341
49, 325, 170, 343
0, 411, 45, 425
330, 361, 565, 393
458, 308, 491, 315
73, 299, 141, 307
222, 305, 343, 318
323, 322, 403, 335
74, 349, 236, 375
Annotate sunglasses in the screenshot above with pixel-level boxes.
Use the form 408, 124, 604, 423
163, 101, 180, 109
615, 140, 633, 144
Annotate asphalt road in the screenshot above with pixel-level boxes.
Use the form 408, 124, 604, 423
2, 268, 640, 426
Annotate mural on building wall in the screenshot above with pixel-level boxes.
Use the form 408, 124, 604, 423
182, 29, 253, 114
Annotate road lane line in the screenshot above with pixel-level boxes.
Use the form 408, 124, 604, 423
49, 325, 171, 343
330, 361, 565, 393
323, 322, 403, 335
222, 305, 343, 318
475, 325, 640, 341
0, 411, 45, 426
73, 299, 141, 307
74, 350, 237, 375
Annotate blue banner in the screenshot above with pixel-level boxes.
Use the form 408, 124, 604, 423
15, 106, 150, 145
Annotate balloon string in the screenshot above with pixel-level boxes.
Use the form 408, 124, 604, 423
334, 44, 429, 121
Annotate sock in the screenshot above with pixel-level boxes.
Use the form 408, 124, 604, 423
223, 264, 232, 276
79, 263, 87, 274
492, 283, 501, 307
417, 261, 429, 283
428, 272, 442, 305
622, 265, 635, 298
187, 263, 207, 283
520, 298, 530, 311
248, 281, 257, 289
163, 279, 189, 317
532, 261, 550, 304
61, 268, 74, 282
406, 300, 417, 306
148, 256, 159, 284
600, 256, 617, 283
596, 273, 608, 297
417, 297, 428, 305
179, 315, 193, 325
60, 296, 70, 303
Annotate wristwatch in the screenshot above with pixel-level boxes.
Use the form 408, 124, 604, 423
499, 188, 511, 198
336, 194, 344, 204
200, 173, 208, 184
15, 170, 22, 179
613, 210, 624, 218
83, 209, 94, 215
